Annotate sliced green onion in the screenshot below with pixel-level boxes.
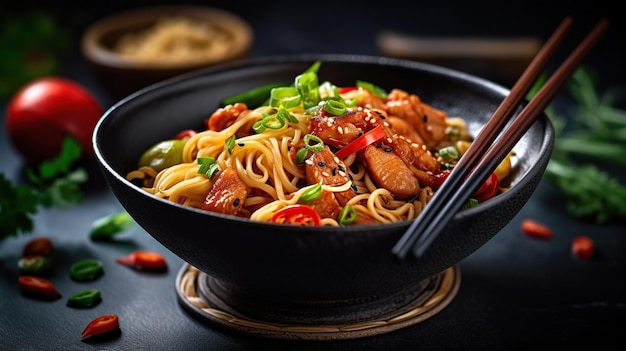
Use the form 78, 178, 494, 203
338, 205, 358, 225
67, 288, 102, 308
225, 135, 236, 154
438, 145, 461, 162
277, 107, 299, 123
197, 157, 220, 178
356, 80, 387, 99
70, 259, 103, 281
295, 147, 308, 165
295, 72, 321, 109
262, 113, 286, 129
303, 60, 322, 74
299, 183, 322, 203
323, 100, 347, 116
252, 119, 266, 133
462, 198, 479, 210
90, 211, 135, 241
303, 134, 324, 152
270, 87, 301, 109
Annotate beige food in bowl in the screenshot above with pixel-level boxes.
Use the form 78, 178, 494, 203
114, 16, 233, 65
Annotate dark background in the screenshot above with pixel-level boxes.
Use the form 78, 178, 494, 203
2, 1, 625, 350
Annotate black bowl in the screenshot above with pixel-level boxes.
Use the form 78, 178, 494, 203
93, 54, 554, 335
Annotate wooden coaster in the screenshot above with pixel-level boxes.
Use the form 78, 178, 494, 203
176, 263, 460, 340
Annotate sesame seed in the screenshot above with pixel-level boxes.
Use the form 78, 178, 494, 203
322, 171, 330, 177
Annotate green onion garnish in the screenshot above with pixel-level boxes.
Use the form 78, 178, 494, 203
338, 205, 358, 225
299, 183, 322, 203
303, 134, 324, 152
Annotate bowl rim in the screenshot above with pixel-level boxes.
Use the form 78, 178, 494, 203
94, 53, 554, 234
81, 5, 254, 70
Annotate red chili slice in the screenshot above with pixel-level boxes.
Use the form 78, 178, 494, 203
173, 129, 197, 140
473, 172, 500, 202
22, 237, 53, 257
521, 219, 554, 239
335, 125, 386, 159
116, 251, 168, 271
572, 236, 594, 259
338, 87, 358, 94
81, 314, 119, 339
271, 204, 321, 226
18, 276, 62, 299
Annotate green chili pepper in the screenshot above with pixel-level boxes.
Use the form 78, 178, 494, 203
70, 259, 103, 281
67, 288, 102, 308
225, 135, 236, 155
90, 211, 135, 241
18, 255, 51, 275
295, 71, 321, 109
138, 139, 186, 171
221, 82, 285, 107
338, 205, 358, 225
303, 134, 324, 152
299, 183, 322, 203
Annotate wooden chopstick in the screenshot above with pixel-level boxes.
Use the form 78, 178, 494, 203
391, 17, 609, 260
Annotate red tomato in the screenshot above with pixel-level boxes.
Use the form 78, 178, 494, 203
271, 204, 321, 226
5, 77, 104, 165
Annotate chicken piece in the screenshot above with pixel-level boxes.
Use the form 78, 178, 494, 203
202, 167, 250, 217
385, 116, 425, 145
360, 144, 420, 200
204, 102, 253, 137
304, 146, 357, 206
385, 89, 448, 149
309, 109, 383, 149
308, 190, 342, 220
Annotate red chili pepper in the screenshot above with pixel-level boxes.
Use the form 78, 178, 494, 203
433, 169, 451, 190
18, 276, 62, 299
335, 125, 386, 159
81, 314, 119, 339
116, 251, 168, 271
521, 219, 554, 239
173, 129, 197, 140
271, 204, 322, 226
338, 87, 358, 94
22, 237, 53, 257
572, 236, 594, 259
473, 172, 500, 202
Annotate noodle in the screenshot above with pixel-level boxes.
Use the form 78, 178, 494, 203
127, 75, 513, 226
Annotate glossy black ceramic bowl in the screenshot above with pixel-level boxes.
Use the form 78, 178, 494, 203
93, 54, 554, 336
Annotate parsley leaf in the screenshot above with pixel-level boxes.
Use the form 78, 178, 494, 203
0, 137, 87, 240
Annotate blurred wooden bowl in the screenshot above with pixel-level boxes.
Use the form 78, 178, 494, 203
81, 5, 253, 101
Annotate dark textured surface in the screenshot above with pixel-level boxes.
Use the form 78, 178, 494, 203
2, 1, 626, 350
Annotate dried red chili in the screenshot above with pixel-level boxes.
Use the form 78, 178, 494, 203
116, 251, 167, 272
18, 276, 62, 299
81, 314, 119, 340
521, 219, 554, 239
22, 237, 53, 257
572, 236, 595, 259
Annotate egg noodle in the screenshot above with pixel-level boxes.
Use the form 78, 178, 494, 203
126, 65, 512, 226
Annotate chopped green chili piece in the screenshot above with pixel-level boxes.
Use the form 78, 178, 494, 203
299, 183, 322, 203
67, 288, 102, 308
338, 205, 358, 225
225, 135, 236, 155
303, 134, 324, 152
461, 198, 479, 210
270, 87, 301, 109
90, 211, 135, 241
438, 145, 461, 162
262, 112, 286, 129
18, 255, 51, 275
356, 80, 387, 99
197, 157, 219, 178
70, 259, 103, 281
221, 82, 285, 107
295, 147, 308, 165
323, 99, 347, 116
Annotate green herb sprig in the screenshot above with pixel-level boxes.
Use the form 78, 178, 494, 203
0, 137, 87, 239
533, 67, 626, 223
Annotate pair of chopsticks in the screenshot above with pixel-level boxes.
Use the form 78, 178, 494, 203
392, 17, 609, 260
